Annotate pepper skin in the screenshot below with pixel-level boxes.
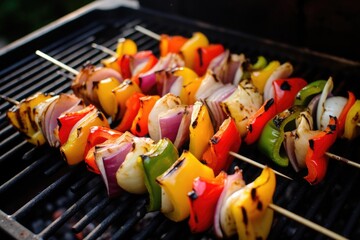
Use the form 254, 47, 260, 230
294, 80, 327, 106
94, 77, 121, 120
174, 67, 200, 105
304, 116, 338, 185
156, 150, 214, 222
6, 92, 54, 146
189, 101, 214, 159
160, 34, 188, 57
60, 109, 109, 165
258, 106, 303, 167
230, 167, 276, 240
273, 78, 307, 113
112, 79, 142, 120
57, 104, 95, 145
343, 100, 360, 140
139, 138, 179, 211
180, 32, 209, 69
130, 95, 160, 137
244, 98, 277, 145
188, 171, 227, 233
202, 117, 241, 175
251, 60, 280, 94
193, 44, 225, 76
115, 92, 145, 132
337, 91, 356, 137
84, 126, 122, 174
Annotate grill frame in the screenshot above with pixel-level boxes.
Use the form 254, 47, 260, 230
1, 1, 360, 240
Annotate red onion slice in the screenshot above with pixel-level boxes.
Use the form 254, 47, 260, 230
148, 93, 182, 141
206, 84, 237, 130
158, 106, 185, 142
214, 168, 245, 238
174, 105, 193, 149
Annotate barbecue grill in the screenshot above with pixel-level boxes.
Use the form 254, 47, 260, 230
1, 1, 360, 239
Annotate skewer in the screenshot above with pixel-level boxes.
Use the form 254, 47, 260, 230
229, 151, 293, 180
0, 94, 19, 105
268, 203, 348, 240
325, 152, 360, 169
35, 50, 79, 75
134, 25, 161, 41
91, 43, 117, 57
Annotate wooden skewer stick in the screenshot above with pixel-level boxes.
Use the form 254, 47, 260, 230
91, 43, 117, 57
357, 123, 360, 127
269, 203, 348, 240
229, 151, 293, 180
134, 25, 161, 41
0, 94, 19, 105
35, 50, 79, 75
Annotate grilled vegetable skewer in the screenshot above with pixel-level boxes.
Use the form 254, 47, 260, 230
33, 50, 360, 179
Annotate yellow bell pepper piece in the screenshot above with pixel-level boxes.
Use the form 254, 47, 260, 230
101, 56, 120, 73
156, 150, 214, 222
6, 92, 54, 146
343, 100, 360, 140
251, 60, 280, 94
116, 38, 137, 58
189, 101, 214, 159
231, 167, 276, 240
180, 32, 209, 69
60, 109, 109, 165
94, 77, 120, 120
112, 79, 142, 120
174, 67, 200, 105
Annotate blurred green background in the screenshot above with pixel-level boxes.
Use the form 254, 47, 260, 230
0, 0, 94, 47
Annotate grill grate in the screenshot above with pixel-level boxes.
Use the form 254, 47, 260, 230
1, 4, 360, 240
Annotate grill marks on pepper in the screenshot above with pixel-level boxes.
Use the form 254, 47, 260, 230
280, 80, 291, 91
197, 48, 204, 67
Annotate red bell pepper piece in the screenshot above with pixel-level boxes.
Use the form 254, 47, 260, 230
119, 54, 132, 79
338, 91, 356, 137
84, 126, 122, 174
188, 171, 227, 233
131, 51, 158, 86
130, 95, 160, 137
57, 104, 95, 145
115, 92, 145, 132
201, 117, 241, 175
244, 98, 277, 145
193, 44, 225, 76
273, 78, 308, 113
304, 116, 337, 185
160, 34, 188, 57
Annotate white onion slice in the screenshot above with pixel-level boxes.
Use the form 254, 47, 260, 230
263, 62, 294, 101
320, 96, 347, 131
116, 137, 154, 194
316, 77, 333, 130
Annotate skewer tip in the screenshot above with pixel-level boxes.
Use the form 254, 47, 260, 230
134, 25, 161, 41
35, 50, 79, 75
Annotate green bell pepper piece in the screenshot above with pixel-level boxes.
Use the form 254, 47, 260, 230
294, 80, 327, 106
258, 106, 303, 167
139, 138, 178, 211
251, 56, 268, 71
